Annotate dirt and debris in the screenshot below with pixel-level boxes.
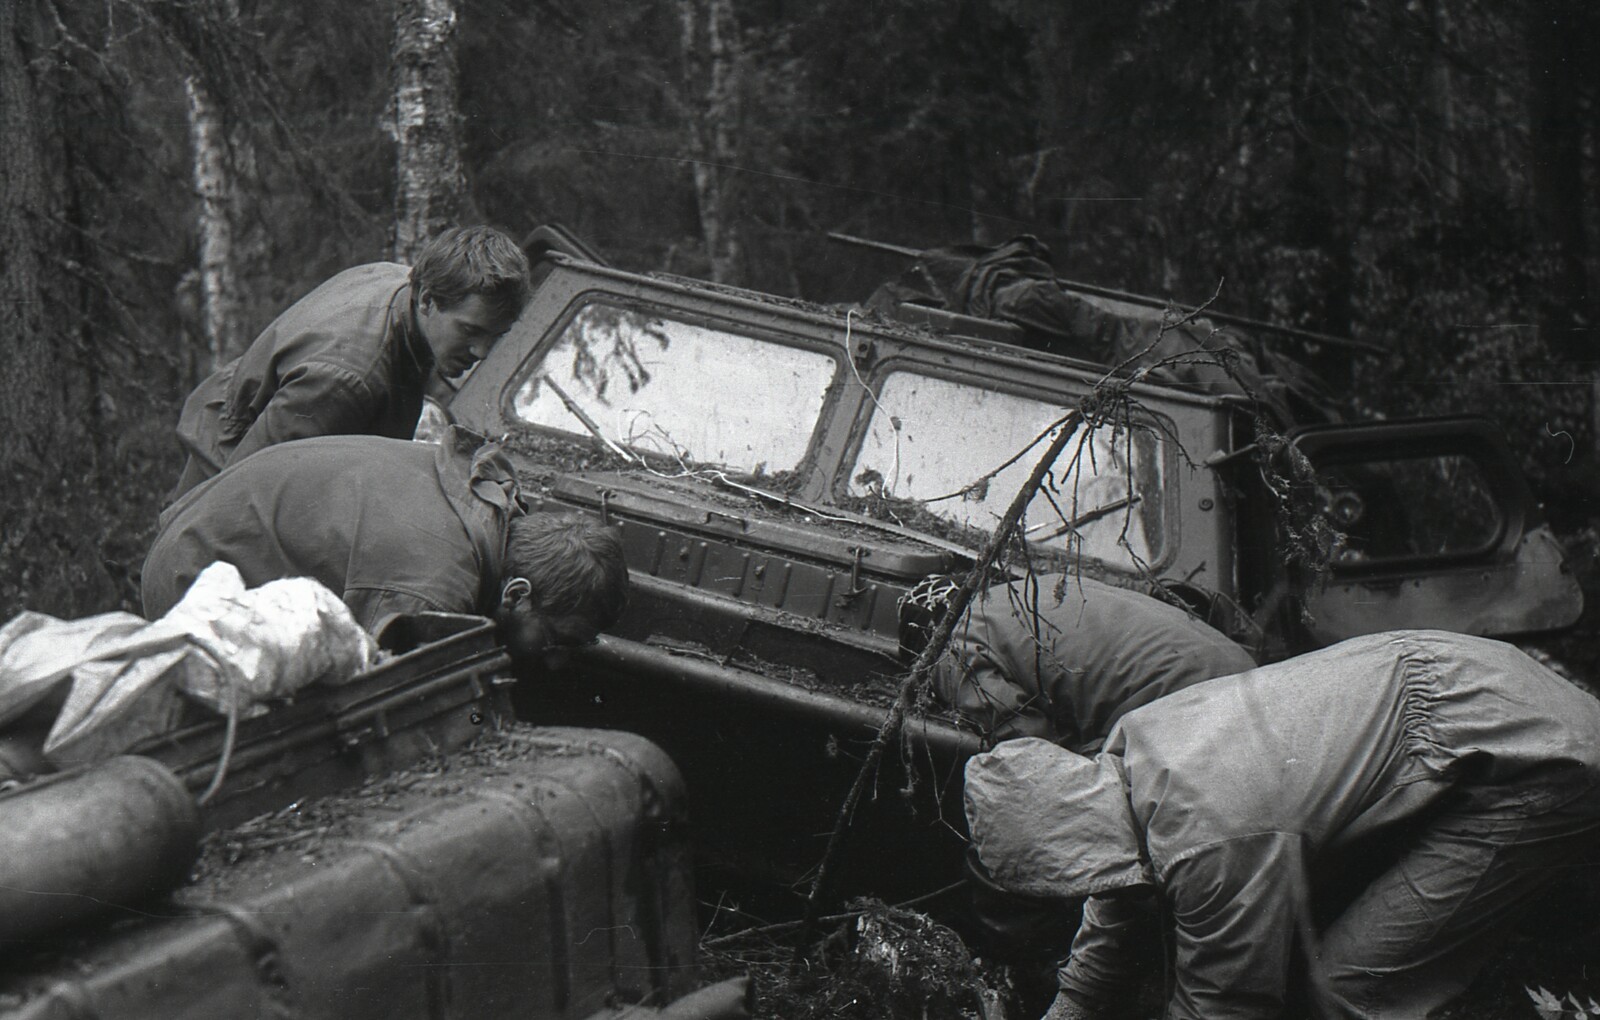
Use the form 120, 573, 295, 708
700, 899, 1025, 1020
506, 428, 641, 488
695, 892, 1600, 1020
188, 723, 544, 890
834, 491, 992, 552
503, 425, 981, 560
504, 428, 805, 499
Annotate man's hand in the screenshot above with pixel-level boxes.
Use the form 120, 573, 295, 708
1041, 990, 1103, 1020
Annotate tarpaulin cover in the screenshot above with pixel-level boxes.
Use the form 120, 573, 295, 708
0, 562, 376, 768
0, 725, 700, 1020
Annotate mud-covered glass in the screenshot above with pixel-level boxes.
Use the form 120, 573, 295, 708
510, 303, 837, 475
847, 372, 1168, 571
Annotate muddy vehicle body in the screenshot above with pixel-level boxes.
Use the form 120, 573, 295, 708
437, 240, 1582, 905
0, 615, 719, 1019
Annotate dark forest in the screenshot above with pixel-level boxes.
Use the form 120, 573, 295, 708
3, 0, 1596, 623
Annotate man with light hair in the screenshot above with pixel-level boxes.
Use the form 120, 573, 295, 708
165, 226, 532, 505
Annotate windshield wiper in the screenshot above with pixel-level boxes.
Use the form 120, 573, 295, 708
703, 473, 983, 564
541, 375, 642, 464
1027, 495, 1142, 541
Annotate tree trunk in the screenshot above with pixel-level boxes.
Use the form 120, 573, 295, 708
186, 74, 248, 372
0, 0, 63, 468
1423, 0, 1459, 204
390, 0, 469, 262
1525, 0, 1592, 362
229, 124, 268, 369
1016, 6, 1067, 229
1288, 0, 1355, 381
677, 0, 742, 284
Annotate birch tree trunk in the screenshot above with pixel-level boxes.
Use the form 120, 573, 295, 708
1525, 0, 1592, 362
1422, 0, 1459, 204
185, 74, 247, 372
677, 0, 742, 284
391, 0, 469, 262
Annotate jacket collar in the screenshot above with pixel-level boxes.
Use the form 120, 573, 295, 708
964, 737, 1153, 899
392, 282, 435, 376
432, 425, 526, 612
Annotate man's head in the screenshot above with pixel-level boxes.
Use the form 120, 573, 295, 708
898, 573, 962, 661
411, 226, 533, 376
964, 739, 1152, 900
495, 512, 629, 665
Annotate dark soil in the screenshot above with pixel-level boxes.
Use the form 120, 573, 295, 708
694, 890, 1600, 1020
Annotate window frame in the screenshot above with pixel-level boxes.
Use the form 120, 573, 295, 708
834, 358, 1180, 576
498, 292, 848, 480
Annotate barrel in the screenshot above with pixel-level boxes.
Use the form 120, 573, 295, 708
0, 755, 200, 944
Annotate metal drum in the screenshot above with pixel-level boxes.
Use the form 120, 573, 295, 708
0, 754, 200, 943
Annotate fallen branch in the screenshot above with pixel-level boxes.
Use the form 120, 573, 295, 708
703, 880, 965, 949
801, 408, 1085, 928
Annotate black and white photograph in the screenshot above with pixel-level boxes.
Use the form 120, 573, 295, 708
2, 1, 1598, 1017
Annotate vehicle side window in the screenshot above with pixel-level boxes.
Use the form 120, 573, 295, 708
847, 371, 1169, 571
509, 302, 838, 476
1316, 454, 1502, 564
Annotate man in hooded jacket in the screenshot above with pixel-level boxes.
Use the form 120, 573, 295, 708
964, 630, 1600, 1020
909, 571, 1253, 1009
916, 572, 1256, 750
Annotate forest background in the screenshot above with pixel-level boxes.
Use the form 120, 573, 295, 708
1, 0, 1597, 633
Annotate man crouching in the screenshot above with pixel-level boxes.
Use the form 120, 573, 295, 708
141, 425, 627, 664
964, 630, 1600, 1020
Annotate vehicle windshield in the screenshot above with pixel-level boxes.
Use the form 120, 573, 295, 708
846, 371, 1169, 571
509, 302, 839, 475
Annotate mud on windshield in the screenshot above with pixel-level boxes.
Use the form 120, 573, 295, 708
508, 301, 840, 479
504, 299, 1175, 578
843, 369, 1174, 574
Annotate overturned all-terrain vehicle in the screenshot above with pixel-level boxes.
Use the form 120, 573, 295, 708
432, 226, 1583, 906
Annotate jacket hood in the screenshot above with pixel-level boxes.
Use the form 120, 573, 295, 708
963, 737, 1152, 899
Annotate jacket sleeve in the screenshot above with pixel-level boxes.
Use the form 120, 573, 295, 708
1162, 833, 1310, 1020
227, 361, 380, 463
341, 586, 453, 635
1058, 891, 1160, 1005
931, 643, 1053, 741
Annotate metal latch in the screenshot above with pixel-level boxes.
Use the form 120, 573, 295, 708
847, 546, 870, 595
703, 509, 747, 531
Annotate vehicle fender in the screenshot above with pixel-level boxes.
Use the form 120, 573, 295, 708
1300, 524, 1584, 643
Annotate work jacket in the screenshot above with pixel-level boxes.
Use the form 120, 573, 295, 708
143, 426, 523, 631
931, 574, 1255, 750
169, 263, 433, 502
964, 630, 1600, 1019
